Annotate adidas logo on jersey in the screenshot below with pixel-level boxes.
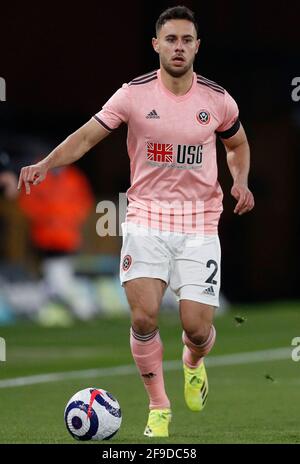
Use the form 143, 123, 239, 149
203, 286, 215, 296
146, 109, 160, 119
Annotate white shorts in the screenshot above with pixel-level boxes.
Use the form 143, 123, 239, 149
120, 222, 221, 307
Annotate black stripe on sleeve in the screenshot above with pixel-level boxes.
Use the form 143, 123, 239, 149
197, 76, 225, 93
129, 76, 158, 86
216, 118, 240, 139
130, 70, 157, 83
93, 115, 113, 132
197, 80, 225, 94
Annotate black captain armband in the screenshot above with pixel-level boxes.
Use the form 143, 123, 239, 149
215, 118, 240, 139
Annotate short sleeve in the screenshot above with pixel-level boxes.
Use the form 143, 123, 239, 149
93, 83, 130, 132
215, 90, 240, 139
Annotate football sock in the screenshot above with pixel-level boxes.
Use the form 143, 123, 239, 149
182, 325, 216, 368
130, 327, 170, 410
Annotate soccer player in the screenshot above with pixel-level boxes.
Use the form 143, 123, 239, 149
18, 6, 254, 438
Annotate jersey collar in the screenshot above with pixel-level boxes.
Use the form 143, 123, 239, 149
157, 69, 197, 102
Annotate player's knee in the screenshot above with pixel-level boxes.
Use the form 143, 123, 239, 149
184, 324, 212, 345
131, 311, 158, 335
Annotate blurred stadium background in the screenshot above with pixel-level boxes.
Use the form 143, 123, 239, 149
0, 0, 299, 444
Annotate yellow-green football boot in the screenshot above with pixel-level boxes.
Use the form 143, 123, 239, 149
144, 408, 172, 437
183, 355, 208, 412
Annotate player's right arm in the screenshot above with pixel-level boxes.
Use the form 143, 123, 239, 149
17, 118, 110, 194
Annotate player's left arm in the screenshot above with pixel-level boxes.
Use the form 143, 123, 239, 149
221, 123, 255, 215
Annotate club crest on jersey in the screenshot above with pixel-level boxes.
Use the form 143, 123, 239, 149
197, 110, 210, 125
122, 255, 132, 272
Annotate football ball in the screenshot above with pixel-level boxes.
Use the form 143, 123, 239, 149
64, 387, 122, 441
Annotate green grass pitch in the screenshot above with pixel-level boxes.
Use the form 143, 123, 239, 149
0, 301, 299, 444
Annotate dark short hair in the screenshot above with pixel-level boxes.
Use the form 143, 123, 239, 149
155, 6, 199, 37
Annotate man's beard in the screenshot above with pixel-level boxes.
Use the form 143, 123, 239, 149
161, 57, 194, 78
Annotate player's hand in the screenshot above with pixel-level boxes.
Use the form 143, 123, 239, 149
17, 162, 48, 194
231, 183, 255, 215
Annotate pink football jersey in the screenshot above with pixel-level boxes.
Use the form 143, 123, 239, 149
94, 69, 240, 233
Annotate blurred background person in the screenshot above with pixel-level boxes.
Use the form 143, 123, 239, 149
0, 150, 19, 324
0, 150, 18, 200
18, 163, 95, 320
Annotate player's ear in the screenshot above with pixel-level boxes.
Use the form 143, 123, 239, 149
195, 38, 201, 54
152, 37, 159, 53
